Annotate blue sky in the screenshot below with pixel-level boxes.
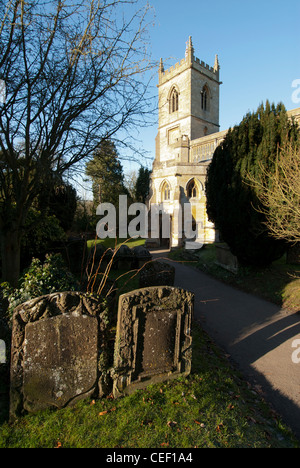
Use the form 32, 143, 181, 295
78, 0, 300, 197
123, 0, 300, 173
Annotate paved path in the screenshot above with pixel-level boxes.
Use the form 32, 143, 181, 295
151, 250, 300, 440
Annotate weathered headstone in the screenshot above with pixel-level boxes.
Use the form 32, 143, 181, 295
112, 286, 194, 397
215, 243, 239, 273
139, 261, 175, 288
10, 291, 111, 420
91, 242, 112, 271
114, 244, 134, 270
23, 314, 98, 412
132, 245, 152, 269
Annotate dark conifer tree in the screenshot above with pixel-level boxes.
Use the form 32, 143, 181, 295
85, 139, 128, 210
134, 167, 151, 203
205, 101, 299, 267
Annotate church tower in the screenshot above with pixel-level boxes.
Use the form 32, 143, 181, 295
146, 37, 300, 251
147, 38, 223, 249
155, 37, 221, 165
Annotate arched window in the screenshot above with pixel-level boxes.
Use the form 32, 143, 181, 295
169, 87, 179, 113
162, 181, 171, 201
187, 179, 198, 198
201, 85, 209, 111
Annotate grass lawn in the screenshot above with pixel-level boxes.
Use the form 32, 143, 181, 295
87, 237, 146, 251
169, 245, 300, 313
1, 239, 299, 448
0, 322, 298, 448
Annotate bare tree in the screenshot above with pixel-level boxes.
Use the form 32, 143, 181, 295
124, 169, 137, 201
0, 0, 156, 286
247, 142, 300, 244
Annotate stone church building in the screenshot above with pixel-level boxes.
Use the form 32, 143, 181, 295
147, 37, 300, 250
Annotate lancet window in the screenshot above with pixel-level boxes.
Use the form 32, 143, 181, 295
162, 181, 171, 201
187, 179, 198, 198
169, 87, 179, 113
201, 86, 209, 111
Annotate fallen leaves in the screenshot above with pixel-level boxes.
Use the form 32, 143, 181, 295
143, 396, 154, 405
216, 423, 224, 432
99, 407, 116, 416
194, 420, 205, 428
167, 420, 177, 428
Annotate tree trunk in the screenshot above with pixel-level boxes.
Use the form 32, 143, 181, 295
1, 229, 21, 288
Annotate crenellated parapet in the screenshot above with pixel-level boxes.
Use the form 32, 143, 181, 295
159, 36, 220, 86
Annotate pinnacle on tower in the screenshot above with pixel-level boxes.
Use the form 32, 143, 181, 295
185, 36, 194, 62
159, 57, 164, 74
214, 54, 220, 72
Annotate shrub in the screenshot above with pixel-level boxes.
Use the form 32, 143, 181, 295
1, 254, 79, 322
21, 208, 66, 267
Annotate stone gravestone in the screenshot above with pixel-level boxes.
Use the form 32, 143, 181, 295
10, 291, 111, 420
114, 244, 134, 270
139, 261, 175, 288
132, 245, 152, 269
113, 286, 194, 398
215, 243, 239, 273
